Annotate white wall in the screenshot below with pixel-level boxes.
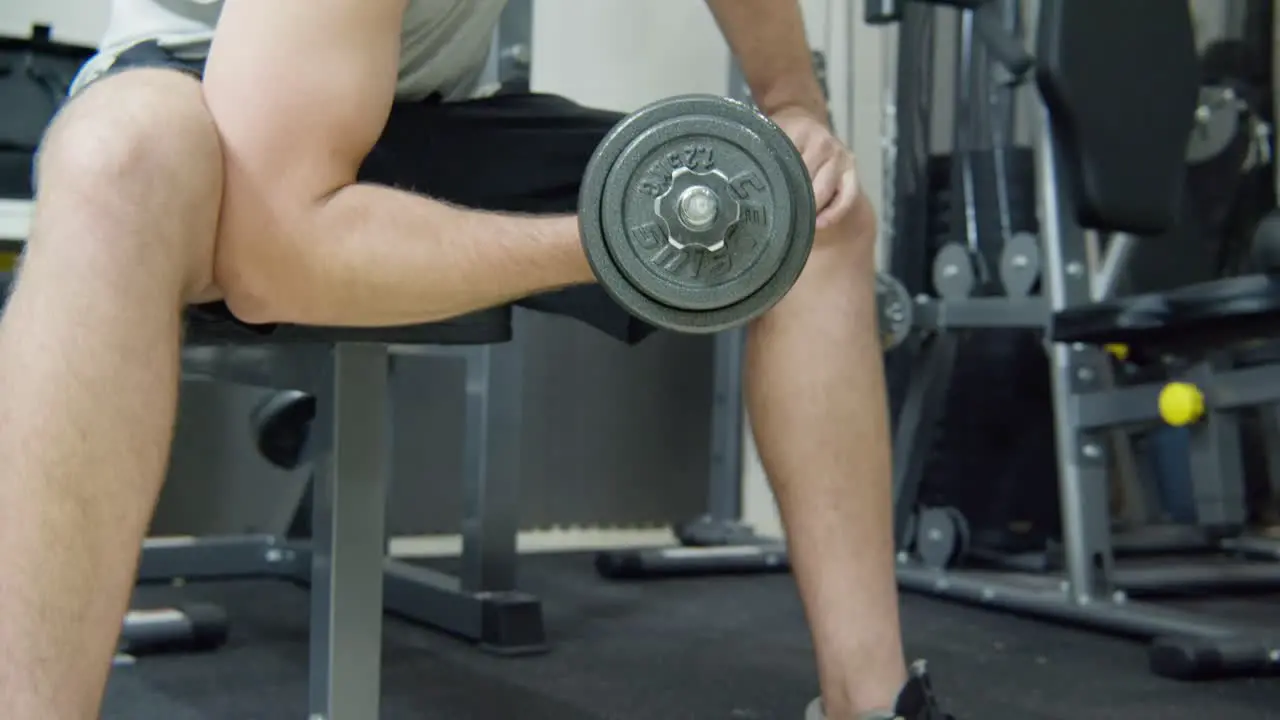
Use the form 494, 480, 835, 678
0, 0, 108, 47
533, 0, 833, 111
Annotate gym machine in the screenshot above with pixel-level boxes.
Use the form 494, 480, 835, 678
874, 0, 1280, 679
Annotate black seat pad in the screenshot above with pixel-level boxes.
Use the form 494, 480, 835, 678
1054, 275, 1280, 352
1035, 0, 1199, 234
1050, 293, 1171, 346
185, 305, 512, 346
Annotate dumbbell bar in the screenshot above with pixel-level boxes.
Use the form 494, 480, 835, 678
580, 95, 816, 334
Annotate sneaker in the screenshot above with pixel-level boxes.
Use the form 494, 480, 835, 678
804, 661, 954, 720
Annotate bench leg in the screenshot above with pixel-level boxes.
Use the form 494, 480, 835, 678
309, 343, 390, 720
459, 343, 523, 594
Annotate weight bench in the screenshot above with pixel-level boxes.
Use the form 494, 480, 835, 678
0, 265, 526, 718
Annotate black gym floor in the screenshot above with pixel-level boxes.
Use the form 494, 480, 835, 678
111, 553, 1280, 720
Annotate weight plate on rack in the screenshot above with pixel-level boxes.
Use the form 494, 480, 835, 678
876, 271, 914, 350
580, 95, 816, 334
999, 231, 1041, 297
932, 242, 977, 300
915, 506, 971, 569
1186, 86, 1246, 165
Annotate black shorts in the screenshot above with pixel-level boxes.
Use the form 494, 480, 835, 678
88, 41, 656, 345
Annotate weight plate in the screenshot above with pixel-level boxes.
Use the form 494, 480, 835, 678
999, 231, 1041, 297
876, 271, 914, 350
602, 119, 791, 311
1186, 86, 1245, 164
932, 243, 977, 300
915, 506, 968, 570
944, 506, 971, 560
580, 95, 816, 334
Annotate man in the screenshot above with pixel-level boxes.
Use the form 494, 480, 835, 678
0, 1, 953, 718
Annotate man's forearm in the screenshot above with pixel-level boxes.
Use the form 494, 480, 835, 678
705, 0, 827, 117
226, 180, 591, 327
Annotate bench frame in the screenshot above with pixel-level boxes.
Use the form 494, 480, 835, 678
141, 338, 546, 719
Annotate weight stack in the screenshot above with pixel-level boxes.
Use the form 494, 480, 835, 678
917, 148, 1062, 554
925, 149, 1039, 286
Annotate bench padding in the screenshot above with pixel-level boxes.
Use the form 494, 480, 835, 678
1053, 275, 1280, 352
1035, 0, 1200, 234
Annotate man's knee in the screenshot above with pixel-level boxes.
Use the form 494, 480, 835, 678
813, 194, 878, 275
41, 70, 221, 195
34, 69, 224, 293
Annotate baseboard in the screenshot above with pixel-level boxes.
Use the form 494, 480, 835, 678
0, 199, 32, 242
388, 526, 677, 559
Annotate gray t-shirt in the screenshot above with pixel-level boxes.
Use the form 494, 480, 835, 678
81, 0, 507, 101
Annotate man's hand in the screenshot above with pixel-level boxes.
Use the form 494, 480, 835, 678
769, 106, 863, 233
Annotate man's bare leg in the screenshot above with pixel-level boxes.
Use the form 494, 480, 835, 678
746, 200, 907, 719
0, 70, 223, 720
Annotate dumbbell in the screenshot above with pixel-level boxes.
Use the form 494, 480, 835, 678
579, 95, 817, 334
877, 271, 914, 350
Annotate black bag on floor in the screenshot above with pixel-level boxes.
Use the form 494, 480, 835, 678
0, 26, 94, 199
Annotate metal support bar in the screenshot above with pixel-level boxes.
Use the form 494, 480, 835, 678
137, 535, 550, 654
1114, 560, 1280, 594
309, 343, 390, 720
896, 562, 1245, 640
707, 329, 746, 521
1037, 110, 1116, 602
1071, 363, 1280, 431
914, 296, 1050, 330
1092, 232, 1138, 302
459, 343, 524, 593
137, 536, 308, 582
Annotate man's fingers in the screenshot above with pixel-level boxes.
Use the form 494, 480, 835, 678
809, 161, 841, 217
800, 142, 828, 178
816, 167, 859, 230
800, 136, 841, 178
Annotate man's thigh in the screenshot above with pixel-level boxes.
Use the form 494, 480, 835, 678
363, 94, 658, 344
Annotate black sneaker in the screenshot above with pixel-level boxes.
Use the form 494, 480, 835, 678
804, 661, 954, 720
